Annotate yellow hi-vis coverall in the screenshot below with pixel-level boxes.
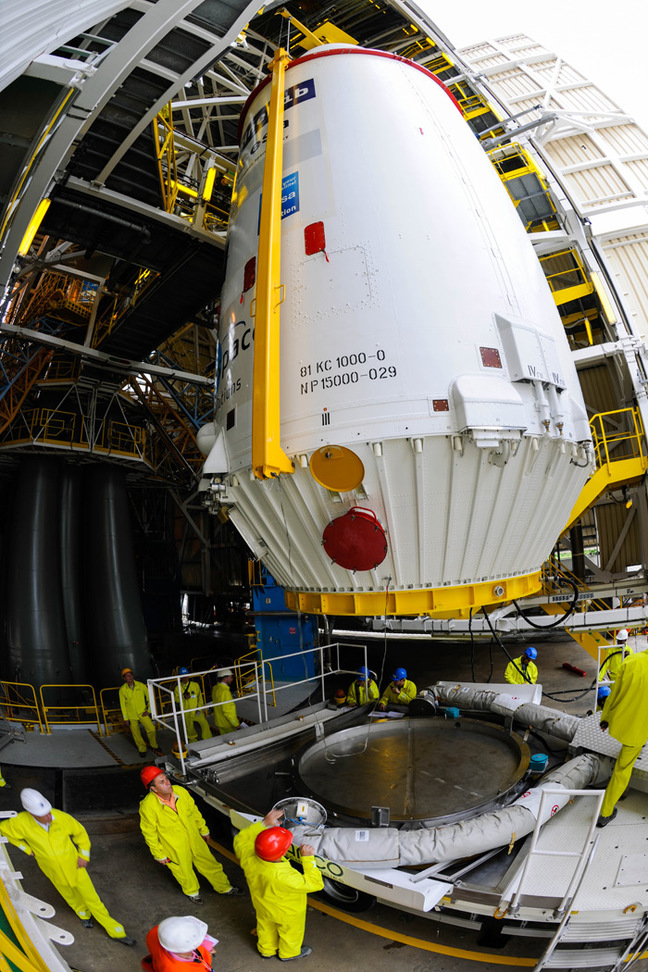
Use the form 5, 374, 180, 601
598, 649, 627, 684
0, 767, 7, 787
379, 678, 417, 708
139, 784, 230, 895
233, 821, 323, 960
600, 649, 648, 817
346, 679, 379, 705
0, 810, 126, 937
119, 679, 159, 754
212, 681, 239, 734
174, 680, 212, 742
504, 657, 538, 685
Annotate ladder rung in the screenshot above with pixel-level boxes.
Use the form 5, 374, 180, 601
544, 947, 625, 967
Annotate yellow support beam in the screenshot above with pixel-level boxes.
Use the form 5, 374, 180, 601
285, 572, 541, 617
252, 48, 294, 480
564, 455, 647, 531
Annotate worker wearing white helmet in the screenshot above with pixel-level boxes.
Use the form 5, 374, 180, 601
142, 915, 217, 971
211, 668, 240, 734
598, 629, 632, 685
0, 789, 135, 945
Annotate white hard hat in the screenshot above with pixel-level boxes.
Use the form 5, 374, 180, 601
617, 628, 629, 642
219, 668, 233, 677
20, 789, 52, 816
158, 915, 208, 952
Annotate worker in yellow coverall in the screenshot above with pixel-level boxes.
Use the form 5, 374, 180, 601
0, 767, 9, 788
119, 667, 162, 756
0, 789, 135, 945
211, 669, 240, 734
174, 668, 212, 742
597, 648, 648, 827
139, 766, 240, 902
377, 667, 417, 710
346, 666, 379, 706
598, 629, 631, 685
504, 647, 538, 685
233, 807, 323, 961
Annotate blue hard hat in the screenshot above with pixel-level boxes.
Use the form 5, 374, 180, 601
524, 647, 537, 661
597, 685, 611, 704
178, 666, 189, 675
357, 666, 370, 679
392, 667, 407, 680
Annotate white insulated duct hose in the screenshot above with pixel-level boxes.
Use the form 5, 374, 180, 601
291, 752, 605, 867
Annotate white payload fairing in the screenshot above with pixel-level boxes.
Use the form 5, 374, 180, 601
201, 44, 592, 616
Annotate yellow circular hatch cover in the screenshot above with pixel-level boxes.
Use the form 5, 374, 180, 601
309, 445, 365, 492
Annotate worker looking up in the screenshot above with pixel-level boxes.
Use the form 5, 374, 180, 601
233, 807, 323, 961
505, 647, 538, 685
119, 668, 162, 757
597, 647, 648, 827
346, 666, 379, 706
142, 915, 217, 971
598, 629, 631, 685
211, 669, 240, 734
377, 668, 417, 711
139, 766, 240, 902
0, 789, 135, 946
174, 668, 212, 743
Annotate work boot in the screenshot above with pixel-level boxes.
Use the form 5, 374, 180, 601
279, 946, 312, 961
187, 893, 204, 904
80, 918, 94, 928
115, 936, 137, 946
222, 886, 244, 895
596, 806, 618, 828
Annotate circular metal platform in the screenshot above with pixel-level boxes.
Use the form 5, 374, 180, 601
295, 717, 530, 825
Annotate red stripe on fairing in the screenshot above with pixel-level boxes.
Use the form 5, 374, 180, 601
237, 46, 463, 143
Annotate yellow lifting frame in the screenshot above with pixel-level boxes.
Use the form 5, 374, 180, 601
285, 571, 541, 617
252, 48, 294, 480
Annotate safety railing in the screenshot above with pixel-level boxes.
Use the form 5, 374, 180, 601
231, 646, 276, 704
39, 684, 102, 735
147, 642, 375, 776
99, 687, 123, 735
590, 407, 645, 469
0, 680, 44, 733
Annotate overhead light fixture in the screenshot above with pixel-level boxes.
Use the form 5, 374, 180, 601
17, 198, 51, 256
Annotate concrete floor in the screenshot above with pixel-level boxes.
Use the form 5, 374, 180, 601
1, 630, 647, 972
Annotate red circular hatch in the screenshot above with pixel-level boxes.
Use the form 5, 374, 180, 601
322, 507, 388, 571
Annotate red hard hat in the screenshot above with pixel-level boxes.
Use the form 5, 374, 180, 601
140, 765, 164, 788
254, 826, 293, 862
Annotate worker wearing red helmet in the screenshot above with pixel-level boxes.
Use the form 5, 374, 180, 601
139, 766, 240, 902
233, 808, 323, 961
377, 667, 417, 710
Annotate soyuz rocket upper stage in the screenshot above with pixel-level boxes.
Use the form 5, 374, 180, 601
200, 44, 592, 616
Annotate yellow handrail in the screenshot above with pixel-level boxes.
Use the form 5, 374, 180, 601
0, 681, 44, 733
252, 47, 294, 480
590, 407, 645, 468
38, 684, 102, 736
99, 686, 122, 735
